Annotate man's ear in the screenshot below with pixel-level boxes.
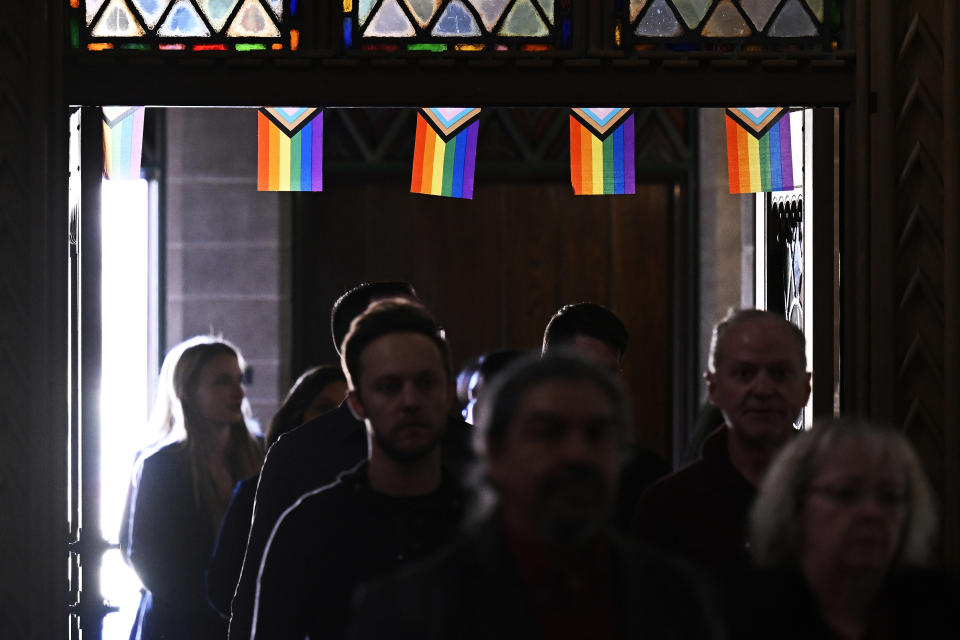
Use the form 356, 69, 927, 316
704, 370, 719, 407
346, 389, 365, 421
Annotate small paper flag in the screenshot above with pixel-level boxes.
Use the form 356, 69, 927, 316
258, 107, 323, 192
102, 107, 145, 180
569, 108, 635, 195
411, 108, 480, 199
725, 107, 796, 194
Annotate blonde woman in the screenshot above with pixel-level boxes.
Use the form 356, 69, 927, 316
730, 418, 957, 639
121, 337, 263, 640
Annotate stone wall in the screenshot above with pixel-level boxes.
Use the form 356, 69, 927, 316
164, 108, 289, 427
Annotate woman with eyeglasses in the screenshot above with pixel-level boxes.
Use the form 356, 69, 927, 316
729, 417, 957, 639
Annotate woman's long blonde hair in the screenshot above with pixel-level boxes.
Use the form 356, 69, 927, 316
150, 336, 264, 531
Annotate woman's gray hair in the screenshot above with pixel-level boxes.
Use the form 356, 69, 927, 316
750, 417, 937, 569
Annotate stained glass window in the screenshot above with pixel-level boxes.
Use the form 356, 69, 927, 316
615, 0, 842, 51
343, 0, 573, 51
69, 0, 300, 51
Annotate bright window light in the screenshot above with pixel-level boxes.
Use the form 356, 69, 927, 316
99, 177, 150, 639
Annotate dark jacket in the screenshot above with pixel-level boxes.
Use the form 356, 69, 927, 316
727, 566, 960, 639
228, 402, 474, 638
631, 426, 755, 586
250, 462, 465, 640
348, 516, 725, 640
121, 442, 227, 640
206, 474, 258, 617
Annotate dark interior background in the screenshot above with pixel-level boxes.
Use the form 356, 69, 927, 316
289, 108, 691, 459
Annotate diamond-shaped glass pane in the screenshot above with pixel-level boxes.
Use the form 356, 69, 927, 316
536, 0, 555, 24
769, 0, 818, 36
635, 0, 682, 37
365, 0, 417, 36
433, 0, 482, 36
86, 0, 109, 26
358, 0, 377, 26
739, 0, 781, 30
630, 0, 649, 23
701, 0, 751, 37
473, 0, 511, 30
197, 0, 240, 32
805, 0, 824, 22
672, 0, 712, 28
91, 0, 147, 36
157, 0, 211, 36
225, 0, 280, 36
131, 0, 169, 29
404, 0, 441, 28
500, 0, 548, 36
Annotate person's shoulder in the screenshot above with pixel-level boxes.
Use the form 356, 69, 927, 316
138, 440, 187, 471
637, 457, 710, 503
272, 403, 358, 452
277, 464, 365, 522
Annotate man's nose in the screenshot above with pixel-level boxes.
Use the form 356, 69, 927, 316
399, 382, 422, 408
559, 431, 594, 462
751, 370, 775, 395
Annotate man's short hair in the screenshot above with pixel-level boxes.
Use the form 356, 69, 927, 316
707, 308, 807, 373
541, 303, 628, 360
477, 353, 630, 456
340, 298, 450, 390
330, 282, 417, 355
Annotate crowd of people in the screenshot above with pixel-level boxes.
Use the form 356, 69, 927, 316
120, 282, 958, 639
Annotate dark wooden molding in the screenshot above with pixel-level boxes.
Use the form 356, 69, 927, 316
64, 51, 856, 108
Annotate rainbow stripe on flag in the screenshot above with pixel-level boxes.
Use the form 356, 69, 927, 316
569, 108, 635, 195
258, 107, 323, 192
411, 108, 480, 199
725, 107, 795, 194
102, 107, 144, 180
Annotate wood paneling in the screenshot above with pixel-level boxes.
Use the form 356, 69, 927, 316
293, 180, 675, 459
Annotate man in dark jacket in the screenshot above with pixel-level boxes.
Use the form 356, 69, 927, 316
228, 283, 473, 638
348, 354, 723, 640
631, 309, 811, 586
248, 298, 465, 639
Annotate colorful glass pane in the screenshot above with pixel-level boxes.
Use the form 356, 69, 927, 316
225, 0, 280, 36
156, 0, 210, 36
630, 0, 649, 23
404, 0, 441, 28
536, 0, 554, 25
357, 0, 376, 25
635, 0, 682, 37
805, 0, 824, 22
473, 0, 511, 30
701, 0, 751, 37
91, 0, 147, 37
500, 0, 548, 37
739, 0, 780, 30
265, 0, 282, 19
769, 0, 817, 36
365, 0, 416, 36
131, 0, 168, 29
197, 0, 240, 32
86, 0, 109, 25
672, 0, 711, 28
433, 0, 482, 36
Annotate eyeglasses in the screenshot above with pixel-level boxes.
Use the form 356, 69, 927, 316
807, 483, 907, 509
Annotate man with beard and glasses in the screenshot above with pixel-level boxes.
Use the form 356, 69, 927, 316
248, 299, 465, 639
347, 354, 723, 640
632, 309, 811, 589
